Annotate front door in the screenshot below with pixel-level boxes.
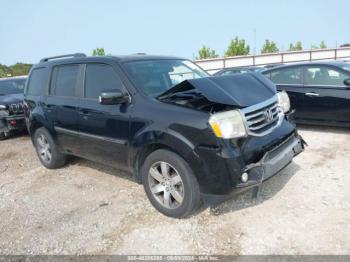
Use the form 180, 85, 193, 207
77, 63, 131, 170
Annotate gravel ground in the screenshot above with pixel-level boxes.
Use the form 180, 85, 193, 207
0, 126, 349, 255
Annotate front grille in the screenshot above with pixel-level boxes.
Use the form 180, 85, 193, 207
9, 103, 24, 115
241, 97, 282, 136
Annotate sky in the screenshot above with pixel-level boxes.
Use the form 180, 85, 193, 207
0, 0, 349, 65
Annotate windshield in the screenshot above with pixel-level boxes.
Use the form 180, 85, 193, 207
0, 78, 26, 95
122, 59, 209, 97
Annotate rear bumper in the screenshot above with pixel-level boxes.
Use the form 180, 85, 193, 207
0, 115, 26, 133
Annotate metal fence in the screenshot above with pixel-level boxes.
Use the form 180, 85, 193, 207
195, 47, 350, 74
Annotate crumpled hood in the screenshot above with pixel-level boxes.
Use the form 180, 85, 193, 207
0, 93, 24, 106
158, 72, 277, 108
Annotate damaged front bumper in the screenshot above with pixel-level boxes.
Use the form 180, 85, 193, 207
237, 134, 305, 189
202, 133, 306, 204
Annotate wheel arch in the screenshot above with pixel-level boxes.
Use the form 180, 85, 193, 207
131, 131, 198, 184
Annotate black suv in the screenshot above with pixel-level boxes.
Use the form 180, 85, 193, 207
0, 76, 27, 140
24, 53, 305, 218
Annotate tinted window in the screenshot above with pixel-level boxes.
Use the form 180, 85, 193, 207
0, 78, 26, 95
304, 66, 349, 86
27, 68, 47, 96
270, 67, 302, 85
51, 65, 80, 97
85, 64, 123, 99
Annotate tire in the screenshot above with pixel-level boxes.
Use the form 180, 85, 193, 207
33, 127, 66, 169
141, 149, 201, 218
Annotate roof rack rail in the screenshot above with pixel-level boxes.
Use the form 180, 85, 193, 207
40, 53, 86, 63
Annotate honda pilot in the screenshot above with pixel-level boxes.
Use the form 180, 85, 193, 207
24, 53, 305, 218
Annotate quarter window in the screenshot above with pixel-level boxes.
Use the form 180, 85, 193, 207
51, 65, 80, 97
270, 67, 302, 85
85, 64, 123, 99
26, 68, 47, 96
304, 66, 349, 86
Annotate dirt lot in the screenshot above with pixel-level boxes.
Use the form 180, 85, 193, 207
0, 126, 350, 255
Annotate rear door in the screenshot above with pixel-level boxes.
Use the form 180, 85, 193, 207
45, 64, 84, 153
263, 66, 306, 119
302, 65, 350, 124
77, 63, 131, 170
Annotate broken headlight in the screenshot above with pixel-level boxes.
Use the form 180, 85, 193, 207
277, 91, 290, 113
209, 110, 247, 139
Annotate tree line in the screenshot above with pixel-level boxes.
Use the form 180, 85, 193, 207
196, 37, 330, 60
0, 63, 33, 78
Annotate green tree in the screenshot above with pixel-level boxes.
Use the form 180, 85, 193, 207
10, 63, 32, 76
261, 40, 279, 54
288, 41, 303, 51
225, 37, 250, 57
311, 41, 327, 50
92, 47, 106, 56
319, 40, 327, 49
0, 68, 6, 78
196, 45, 219, 60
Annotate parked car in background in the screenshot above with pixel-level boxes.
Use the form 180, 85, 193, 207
0, 76, 27, 140
213, 66, 264, 76
24, 53, 304, 218
262, 61, 350, 127
214, 64, 283, 77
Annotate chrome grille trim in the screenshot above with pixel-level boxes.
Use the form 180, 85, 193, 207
241, 95, 284, 137
9, 103, 24, 115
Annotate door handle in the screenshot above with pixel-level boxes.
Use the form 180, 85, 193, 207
78, 110, 91, 116
305, 92, 320, 97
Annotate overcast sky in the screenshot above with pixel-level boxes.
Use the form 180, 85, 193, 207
0, 0, 349, 65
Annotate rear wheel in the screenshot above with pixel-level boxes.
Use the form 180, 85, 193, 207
142, 149, 201, 218
34, 127, 66, 169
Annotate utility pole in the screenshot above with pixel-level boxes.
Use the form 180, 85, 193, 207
253, 28, 257, 55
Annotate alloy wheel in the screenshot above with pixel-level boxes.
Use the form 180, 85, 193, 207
37, 134, 52, 163
148, 161, 184, 209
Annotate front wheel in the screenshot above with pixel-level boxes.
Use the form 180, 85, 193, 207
141, 149, 201, 218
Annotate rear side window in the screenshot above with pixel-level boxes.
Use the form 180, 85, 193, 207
51, 65, 80, 97
27, 68, 48, 96
304, 66, 349, 86
85, 64, 123, 99
270, 67, 302, 85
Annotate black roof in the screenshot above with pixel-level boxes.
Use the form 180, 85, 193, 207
262, 60, 350, 72
37, 53, 186, 66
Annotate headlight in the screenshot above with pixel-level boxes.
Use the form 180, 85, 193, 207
209, 110, 247, 139
0, 105, 7, 110
277, 91, 290, 113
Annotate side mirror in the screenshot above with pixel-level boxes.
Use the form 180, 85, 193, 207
344, 78, 350, 87
99, 90, 130, 105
